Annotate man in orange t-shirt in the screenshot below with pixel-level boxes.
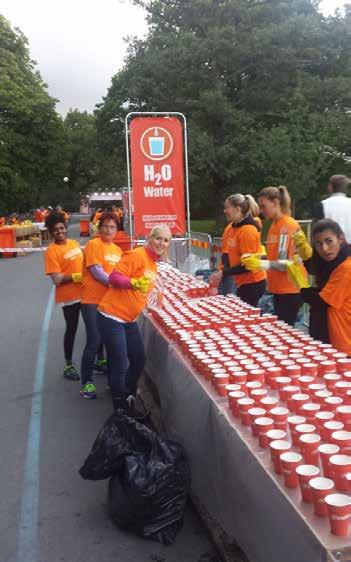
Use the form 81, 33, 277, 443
80, 212, 122, 399
97, 225, 171, 411
45, 212, 83, 380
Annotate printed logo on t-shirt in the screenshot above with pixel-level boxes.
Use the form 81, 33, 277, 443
64, 247, 83, 260
227, 238, 237, 248
105, 254, 121, 265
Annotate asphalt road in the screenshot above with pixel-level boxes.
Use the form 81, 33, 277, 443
0, 221, 220, 562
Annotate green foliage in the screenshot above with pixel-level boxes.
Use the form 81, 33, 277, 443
96, 0, 351, 222
0, 15, 68, 214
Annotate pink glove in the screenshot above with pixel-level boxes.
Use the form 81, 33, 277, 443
109, 271, 132, 289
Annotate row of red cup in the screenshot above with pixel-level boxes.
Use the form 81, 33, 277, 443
150, 264, 351, 537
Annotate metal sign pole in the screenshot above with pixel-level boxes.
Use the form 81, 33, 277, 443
125, 115, 134, 245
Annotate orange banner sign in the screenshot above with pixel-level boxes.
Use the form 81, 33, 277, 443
130, 117, 186, 236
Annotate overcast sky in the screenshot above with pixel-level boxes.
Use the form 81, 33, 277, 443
1, 0, 348, 116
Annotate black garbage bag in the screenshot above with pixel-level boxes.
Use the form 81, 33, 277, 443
79, 411, 191, 545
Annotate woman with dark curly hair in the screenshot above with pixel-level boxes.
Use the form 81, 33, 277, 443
44, 212, 83, 380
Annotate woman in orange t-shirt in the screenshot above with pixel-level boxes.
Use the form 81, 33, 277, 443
242, 186, 304, 325
80, 212, 122, 399
45, 212, 83, 380
210, 194, 266, 306
97, 225, 171, 411
290, 219, 351, 355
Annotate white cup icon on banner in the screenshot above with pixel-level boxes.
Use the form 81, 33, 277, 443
149, 129, 165, 157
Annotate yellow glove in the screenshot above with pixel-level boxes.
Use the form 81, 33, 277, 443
131, 276, 151, 293
241, 245, 266, 261
72, 272, 82, 283
286, 259, 310, 289
241, 255, 270, 271
293, 230, 313, 261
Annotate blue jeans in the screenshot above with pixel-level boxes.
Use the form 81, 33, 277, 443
97, 312, 146, 396
80, 303, 103, 385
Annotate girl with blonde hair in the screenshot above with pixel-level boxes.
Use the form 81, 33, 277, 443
210, 193, 266, 306
97, 224, 171, 411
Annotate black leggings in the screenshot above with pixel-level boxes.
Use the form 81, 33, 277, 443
62, 302, 80, 362
237, 280, 266, 307
273, 294, 301, 326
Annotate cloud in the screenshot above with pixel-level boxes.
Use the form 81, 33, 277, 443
1, 0, 147, 115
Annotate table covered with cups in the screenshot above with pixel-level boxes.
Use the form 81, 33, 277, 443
140, 263, 351, 562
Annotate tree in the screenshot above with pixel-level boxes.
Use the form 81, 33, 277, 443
96, 0, 351, 221
0, 15, 66, 214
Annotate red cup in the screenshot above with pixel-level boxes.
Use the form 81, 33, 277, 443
300, 402, 321, 424
238, 397, 255, 426
259, 396, 279, 412
284, 364, 301, 381
229, 370, 247, 385
296, 464, 320, 502
254, 416, 274, 448
214, 373, 230, 396
314, 390, 333, 404
298, 376, 315, 391
299, 433, 321, 464
248, 407, 267, 436
288, 393, 310, 414
228, 390, 246, 416
301, 363, 318, 377
335, 381, 351, 398
269, 439, 291, 474
267, 366, 283, 389
323, 373, 342, 392
280, 452, 303, 488
309, 477, 335, 516
337, 358, 351, 374
315, 411, 335, 431
246, 381, 263, 396
281, 384, 300, 403
325, 493, 351, 536
250, 388, 268, 405
329, 454, 351, 492
325, 396, 344, 412
331, 430, 351, 455
319, 360, 337, 376
271, 406, 289, 431
225, 384, 242, 396
266, 429, 287, 443
318, 443, 340, 478
295, 423, 316, 445
322, 421, 345, 442
247, 369, 265, 384
308, 383, 326, 397
288, 415, 307, 446
276, 376, 292, 397
336, 405, 351, 426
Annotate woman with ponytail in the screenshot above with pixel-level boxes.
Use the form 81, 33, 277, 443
209, 193, 266, 307
242, 186, 305, 325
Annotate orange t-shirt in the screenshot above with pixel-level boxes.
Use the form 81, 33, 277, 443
98, 247, 157, 322
81, 237, 123, 304
34, 210, 44, 222
93, 212, 102, 224
320, 257, 351, 355
225, 224, 266, 288
45, 239, 83, 303
266, 215, 304, 294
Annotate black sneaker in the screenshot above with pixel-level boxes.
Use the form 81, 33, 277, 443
63, 364, 80, 381
94, 358, 108, 374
